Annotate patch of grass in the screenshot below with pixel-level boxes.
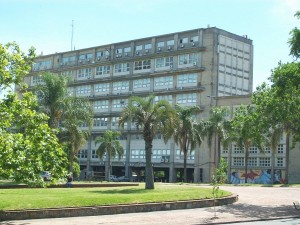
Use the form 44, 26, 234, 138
0, 183, 231, 211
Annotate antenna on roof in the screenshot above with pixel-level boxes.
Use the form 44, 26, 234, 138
71, 20, 74, 51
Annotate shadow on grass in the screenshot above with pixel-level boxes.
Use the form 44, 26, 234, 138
89, 188, 151, 194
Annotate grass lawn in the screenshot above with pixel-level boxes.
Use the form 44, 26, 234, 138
0, 183, 231, 211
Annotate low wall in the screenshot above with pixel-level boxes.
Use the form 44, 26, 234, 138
0, 194, 238, 221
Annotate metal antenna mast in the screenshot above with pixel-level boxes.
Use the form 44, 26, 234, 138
71, 20, 74, 51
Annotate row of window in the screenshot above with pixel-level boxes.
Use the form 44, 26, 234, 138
222, 144, 285, 155
33, 53, 199, 73
79, 148, 196, 160
78, 94, 196, 114
232, 157, 284, 167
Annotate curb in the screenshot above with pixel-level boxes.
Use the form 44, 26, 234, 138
0, 195, 238, 221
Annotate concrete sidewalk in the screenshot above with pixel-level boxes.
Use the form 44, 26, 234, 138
0, 185, 299, 225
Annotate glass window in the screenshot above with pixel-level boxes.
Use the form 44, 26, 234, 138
178, 53, 199, 65
136, 45, 142, 51
113, 81, 129, 91
191, 36, 199, 42
233, 157, 244, 166
154, 76, 173, 87
94, 83, 109, 93
180, 37, 188, 44
115, 48, 122, 54
176, 93, 197, 104
145, 43, 152, 49
155, 57, 173, 68
94, 100, 109, 110
124, 47, 131, 53
157, 41, 164, 47
114, 63, 130, 73
79, 54, 86, 60
96, 65, 110, 76
134, 60, 151, 70
77, 68, 92, 78
177, 74, 197, 85
133, 78, 150, 89
167, 40, 174, 46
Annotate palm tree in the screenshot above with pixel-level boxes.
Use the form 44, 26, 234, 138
206, 107, 231, 167
95, 130, 124, 181
173, 105, 203, 182
119, 95, 176, 189
35, 73, 93, 174
60, 97, 93, 174
35, 72, 69, 128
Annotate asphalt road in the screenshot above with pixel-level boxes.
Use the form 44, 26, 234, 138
1, 185, 299, 225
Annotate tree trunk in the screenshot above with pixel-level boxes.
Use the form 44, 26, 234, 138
217, 135, 221, 166
271, 149, 275, 184
145, 139, 154, 189
285, 133, 290, 184
183, 149, 187, 183
244, 147, 249, 183
106, 153, 111, 182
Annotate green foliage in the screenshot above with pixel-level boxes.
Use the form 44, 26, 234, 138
35, 72, 69, 128
95, 130, 124, 181
173, 104, 204, 182
0, 42, 68, 186
119, 95, 176, 189
289, 11, 300, 59
36, 73, 94, 173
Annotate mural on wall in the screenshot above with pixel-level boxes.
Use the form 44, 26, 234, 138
230, 169, 285, 184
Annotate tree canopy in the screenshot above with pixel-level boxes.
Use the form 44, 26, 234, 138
0, 42, 68, 186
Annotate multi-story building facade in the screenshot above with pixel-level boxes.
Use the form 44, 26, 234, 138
24, 27, 260, 183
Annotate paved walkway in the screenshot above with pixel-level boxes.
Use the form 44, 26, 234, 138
1, 185, 299, 225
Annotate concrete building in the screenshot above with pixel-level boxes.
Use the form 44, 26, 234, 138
25, 27, 258, 183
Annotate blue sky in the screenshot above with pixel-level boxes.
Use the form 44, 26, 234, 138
1, 0, 299, 97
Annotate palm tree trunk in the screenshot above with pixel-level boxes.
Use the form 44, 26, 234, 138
217, 135, 221, 166
107, 153, 111, 182
183, 149, 187, 183
145, 140, 154, 189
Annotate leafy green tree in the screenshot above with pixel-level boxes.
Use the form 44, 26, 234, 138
95, 130, 124, 181
267, 62, 300, 183
0, 42, 68, 186
119, 95, 176, 189
206, 107, 231, 166
173, 105, 203, 182
288, 11, 300, 59
252, 84, 284, 183
231, 105, 263, 183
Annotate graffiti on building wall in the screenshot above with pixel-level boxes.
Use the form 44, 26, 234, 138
230, 169, 285, 184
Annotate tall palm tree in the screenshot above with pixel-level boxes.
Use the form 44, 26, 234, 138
173, 105, 203, 182
35, 73, 94, 174
206, 107, 231, 167
95, 130, 124, 181
60, 97, 93, 174
119, 95, 176, 189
